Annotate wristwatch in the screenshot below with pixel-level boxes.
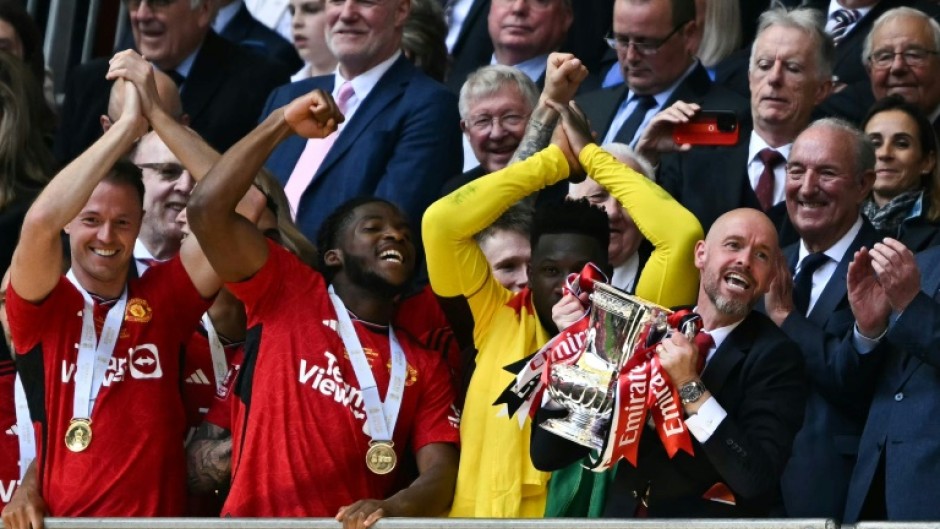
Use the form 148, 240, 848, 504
679, 380, 706, 405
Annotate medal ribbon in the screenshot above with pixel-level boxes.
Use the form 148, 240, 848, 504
327, 286, 406, 443
13, 373, 34, 478
66, 270, 128, 422
201, 313, 229, 390
496, 263, 608, 427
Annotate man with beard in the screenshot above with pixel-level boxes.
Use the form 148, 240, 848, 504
762, 118, 884, 519
185, 88, 459, 523
532, 208, 807, 517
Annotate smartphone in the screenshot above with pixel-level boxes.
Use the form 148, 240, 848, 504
673, 111, 740, 146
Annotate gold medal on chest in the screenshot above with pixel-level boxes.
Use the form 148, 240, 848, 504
65, 418, 92, 452
365, 441, 396, 475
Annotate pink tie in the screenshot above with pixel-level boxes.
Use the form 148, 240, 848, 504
284, 81, 355, 218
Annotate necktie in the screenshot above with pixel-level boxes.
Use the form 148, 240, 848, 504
793, 253, 829, 315
694, 331, 714, 374
284, 81, 355, 218
755, 148, 785, 211
614, 95, 656, 145
830, 9, 860, 45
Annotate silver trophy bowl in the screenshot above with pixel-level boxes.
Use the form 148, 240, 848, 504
542, 282, 672, 451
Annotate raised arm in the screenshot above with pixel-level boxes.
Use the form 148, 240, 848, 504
508, 53, 588, 165
551, 100, 703, 307
107, 50, 220, 180
187, 89, 342, 283
11, 81, 146, 302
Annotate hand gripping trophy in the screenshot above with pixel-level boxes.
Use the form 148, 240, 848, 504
542, 281, 702, 469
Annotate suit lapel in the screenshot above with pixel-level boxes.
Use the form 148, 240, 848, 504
581, 85, 627, 138
701, 314, 754, 396
180, 32, 228, 125
895, 249, 940, 388
313, 56, 412, 179
454, 0, 489, 51
664, 63, 712, 108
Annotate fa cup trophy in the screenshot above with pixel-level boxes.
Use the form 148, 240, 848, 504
541, 282, 675, 451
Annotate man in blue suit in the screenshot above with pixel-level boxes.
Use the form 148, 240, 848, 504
762, 118, 884, 520
843, 235, 940, 521
260, 0, 463, 243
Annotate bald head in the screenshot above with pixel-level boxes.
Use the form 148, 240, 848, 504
102, 70, 184, 131
695, 208, 779, 326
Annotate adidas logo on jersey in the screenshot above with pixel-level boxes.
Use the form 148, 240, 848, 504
186, 369, 212, 385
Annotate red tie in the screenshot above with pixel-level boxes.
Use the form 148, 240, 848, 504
755, 148, 785, 211
694, 331, 714, 374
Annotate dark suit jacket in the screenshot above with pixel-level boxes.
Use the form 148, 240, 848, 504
843, 246, 940, 522
53, 31, 292, 164
776, 220, 885, 519
220, 2, 303, 72
260, 55, 463, 241
576, 63, 749, 142
532, 310, 807, 517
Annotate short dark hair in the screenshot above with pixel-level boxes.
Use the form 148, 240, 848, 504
316, 196, 401, 281
104, 160, 145, 208
530, 198, 609, 260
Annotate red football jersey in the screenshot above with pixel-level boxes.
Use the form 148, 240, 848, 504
222, 241, 459, 517
0, 357, 20, 508
182, 329, 243, 434
7, 257, 210, 516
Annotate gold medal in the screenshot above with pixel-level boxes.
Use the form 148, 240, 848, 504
65, 418, 92, 452
365, 441, 397, 475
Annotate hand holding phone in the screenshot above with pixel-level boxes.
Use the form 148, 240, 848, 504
672, 111, 740, 146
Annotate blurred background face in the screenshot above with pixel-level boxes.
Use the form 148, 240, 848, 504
133, 133, 195, 251
479, 228, 530, 292
0, 19, 23, 58
462, 85, 532, 173
612, 0, 696, 95
748, 25, 829, 135
568, 177, 640, 267
290, 0, 335, 70
865, 109, 937, 204
126, 0, 212, 70
868, 15, 940, 115
325, 0, 409, 76
487, 0, 573, 64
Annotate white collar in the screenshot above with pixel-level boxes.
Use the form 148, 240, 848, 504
747, 130, 793, 164
797, 215, 863, 267
334, 50, 402, 103
489, 53, 549, 83
213, 0, 243, 33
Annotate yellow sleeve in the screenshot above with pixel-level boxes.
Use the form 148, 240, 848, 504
578, 144, 703, 307
423, 146, 570, 321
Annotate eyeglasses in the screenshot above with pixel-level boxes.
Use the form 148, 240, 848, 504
604, 21, 689, 56
868, 48, 939, 69
124, 0, 178, 10
465, 113, 529, 133
137, 162, 187, 181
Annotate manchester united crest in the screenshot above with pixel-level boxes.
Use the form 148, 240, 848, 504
125, 298, 152, 323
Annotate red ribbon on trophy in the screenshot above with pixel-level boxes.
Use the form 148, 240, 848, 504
495, 263, 608, 427
591, 309, 702, 471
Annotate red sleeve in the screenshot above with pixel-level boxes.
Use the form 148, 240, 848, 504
146, 257, 214, 340
410, 348, 460, 452
225, 240, 291, 321
7, 276, 75, 355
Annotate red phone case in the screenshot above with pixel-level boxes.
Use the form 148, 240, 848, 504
673, 114, 740, 146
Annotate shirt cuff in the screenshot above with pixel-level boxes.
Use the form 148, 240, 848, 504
853, 323, 886, 354
685, 396, 727, 442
